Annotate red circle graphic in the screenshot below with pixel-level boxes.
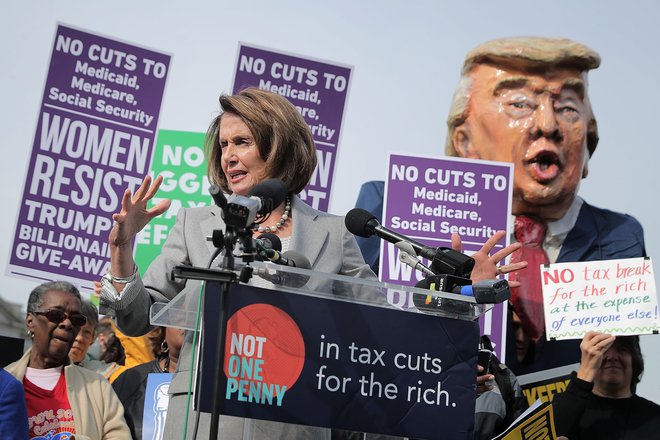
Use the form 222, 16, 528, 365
223, 303, 305, 390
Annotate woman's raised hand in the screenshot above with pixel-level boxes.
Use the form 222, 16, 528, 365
451, 230, 528, 287
109, 175, 171, 248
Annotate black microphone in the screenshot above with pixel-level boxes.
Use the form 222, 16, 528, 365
207, 185, 230, 256
209, 184, 227, 209
224, 179, 288, 228
267, 250, 311, 268
415, 274, 510, 306
254, 250, 311, 288
345, 208, 475, 278
248, 179, 288, 215
454, 279, 511, 304
254, 233, 282, 260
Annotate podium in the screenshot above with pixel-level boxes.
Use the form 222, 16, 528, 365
150, 262, 491, 439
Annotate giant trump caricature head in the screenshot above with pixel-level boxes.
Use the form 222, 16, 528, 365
445, 37, 601, 221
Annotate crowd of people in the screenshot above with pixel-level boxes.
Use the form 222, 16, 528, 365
3, 280, 658, 439
2, 35, 659, 440
1, 280, 185, 439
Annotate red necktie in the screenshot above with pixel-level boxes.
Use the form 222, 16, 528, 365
509, 216, 549, 343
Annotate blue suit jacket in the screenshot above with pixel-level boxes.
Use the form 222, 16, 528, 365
353, 181, 385, 273
0, 368, 28, 438
557, 202, 645, 263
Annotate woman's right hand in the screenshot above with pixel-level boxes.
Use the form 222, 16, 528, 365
108, 175, 171, 281
109, 175, 171, 248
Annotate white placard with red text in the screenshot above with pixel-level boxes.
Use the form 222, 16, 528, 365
542, 257, 659, 340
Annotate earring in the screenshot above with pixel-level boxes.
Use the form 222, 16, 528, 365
27, 329, 34, 339
160, 340, 169, 354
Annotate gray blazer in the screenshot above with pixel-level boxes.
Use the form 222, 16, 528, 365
114, 196, 375, 333
111, 196, 376, 439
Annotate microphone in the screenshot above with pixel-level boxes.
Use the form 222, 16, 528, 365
454, 279, 511, 304
254, 233, 282, 261
254, 250, 311, 288
415, 274, 510, 305
345, 208, 475, 278
209, 184, 228, 209
267, 250, 311, 268
207, 185, 230, 259
224, 179, 288, 228
395, 241, 435, 276
249, 179, 288, 215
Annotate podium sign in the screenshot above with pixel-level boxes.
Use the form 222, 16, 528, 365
197, 281, 480, 439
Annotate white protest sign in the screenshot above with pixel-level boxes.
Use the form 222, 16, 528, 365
542, 257, 659, 340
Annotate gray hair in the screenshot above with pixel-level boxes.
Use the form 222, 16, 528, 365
445, 36, 601, 157
27, 281, 81, 313
80, 299, 99, 337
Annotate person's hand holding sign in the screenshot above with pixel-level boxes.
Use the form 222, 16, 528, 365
577, 331, 616, 383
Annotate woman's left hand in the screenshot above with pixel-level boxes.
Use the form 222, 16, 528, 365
451, 230, 528, 287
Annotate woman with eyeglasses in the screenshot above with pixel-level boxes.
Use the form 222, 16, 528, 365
6, 281, 131, 439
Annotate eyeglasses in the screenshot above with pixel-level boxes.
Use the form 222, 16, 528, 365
32, 309, 87, 327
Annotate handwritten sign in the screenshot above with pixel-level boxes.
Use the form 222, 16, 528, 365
542, 257, 659, 340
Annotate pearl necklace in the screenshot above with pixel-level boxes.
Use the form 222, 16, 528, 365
256, 194, 291, 233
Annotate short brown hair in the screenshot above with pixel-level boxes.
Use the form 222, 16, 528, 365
206, 87, 317, 194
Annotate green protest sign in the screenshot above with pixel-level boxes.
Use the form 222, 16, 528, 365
135, 130, 211, 273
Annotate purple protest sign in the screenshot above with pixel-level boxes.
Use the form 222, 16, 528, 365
380, 154, 513, 359
232, 43, 352, 212
7, 24, 170, 290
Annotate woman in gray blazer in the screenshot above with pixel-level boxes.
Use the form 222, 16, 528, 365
101, 87, 375, 439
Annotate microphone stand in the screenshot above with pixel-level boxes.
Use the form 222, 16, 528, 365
209, 228, 236, 440
170, 224, 256, 440
209, 226, 256, 439
174, 181, 282, 438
